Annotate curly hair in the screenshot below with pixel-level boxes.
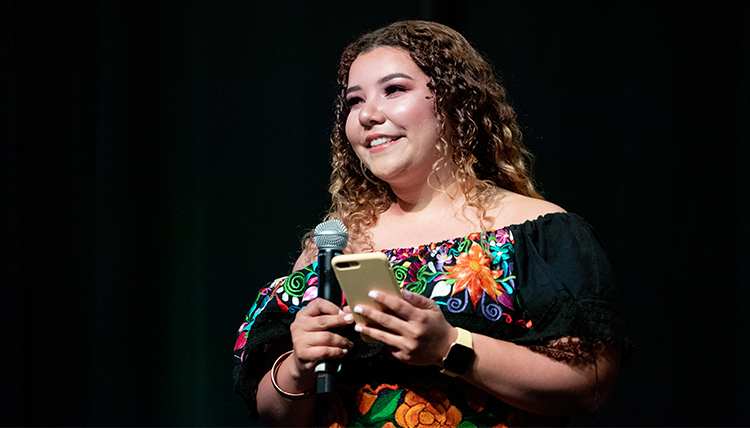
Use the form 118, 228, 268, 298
318, 20, 541, 252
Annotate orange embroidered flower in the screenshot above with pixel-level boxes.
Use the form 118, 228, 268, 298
395, 389, 462, 428
444, 243, 502, 307
356, 383, 400, 415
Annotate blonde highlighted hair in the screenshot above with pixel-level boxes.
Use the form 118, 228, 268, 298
312, 20, 541, 253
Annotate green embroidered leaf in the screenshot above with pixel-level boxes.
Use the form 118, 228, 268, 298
457, 239, 472, 253
457, 420, 478, 428
366, 389, 402, 423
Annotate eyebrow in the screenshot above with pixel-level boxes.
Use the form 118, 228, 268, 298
346, 72, 414, 95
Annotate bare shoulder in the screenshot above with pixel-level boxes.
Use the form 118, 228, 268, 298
292, 242, 317, 272
490, 190, 566, 229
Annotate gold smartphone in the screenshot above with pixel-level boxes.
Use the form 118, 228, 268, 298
331, 252, 403, 337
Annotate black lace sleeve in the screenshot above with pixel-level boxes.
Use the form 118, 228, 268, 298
232, 282, 297, 420
511, 213, 633, 362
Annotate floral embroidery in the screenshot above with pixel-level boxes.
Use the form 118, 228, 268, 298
233, 322, 248, 352
235, 229, 528, 361
444, 243, 502, 308
349, 384, 402, 427
233, 219, 584, 427
234, 229, 529, 422
380, 229, 523, 324
235, 263, 319, 360
276, 262, 319, 312
395, 389, 462, 428
346, 384, 484, 428
356, 383, 401, 415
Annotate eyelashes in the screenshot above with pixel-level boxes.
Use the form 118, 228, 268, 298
346, 84, 408, 107
346, 96, 363, 107
384, 84, 407, 95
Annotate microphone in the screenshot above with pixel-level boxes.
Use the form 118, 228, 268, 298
312, 219, 348, 394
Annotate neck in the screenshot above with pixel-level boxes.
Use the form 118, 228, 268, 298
388, 166, 463, 215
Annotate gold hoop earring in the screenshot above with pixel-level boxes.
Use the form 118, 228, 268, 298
360, 160, 379, 184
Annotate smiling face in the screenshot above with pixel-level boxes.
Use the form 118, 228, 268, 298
345, 47, 448, 188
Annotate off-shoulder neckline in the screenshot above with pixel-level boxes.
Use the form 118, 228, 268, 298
378, 212, 575, 253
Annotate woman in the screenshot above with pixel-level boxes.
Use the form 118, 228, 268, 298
234, 20, 631, 427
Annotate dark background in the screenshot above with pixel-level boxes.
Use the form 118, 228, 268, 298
2, 1, 748, 426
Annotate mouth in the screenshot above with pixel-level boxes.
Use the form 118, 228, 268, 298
367, 136, 402, 149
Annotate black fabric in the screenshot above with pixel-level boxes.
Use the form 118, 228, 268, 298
233, 212, 633, 420
511, 214, 633, 360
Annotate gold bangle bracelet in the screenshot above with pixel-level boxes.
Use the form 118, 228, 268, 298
270, 350, 315, 400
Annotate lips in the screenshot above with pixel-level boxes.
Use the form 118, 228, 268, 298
366, 135, 402, 148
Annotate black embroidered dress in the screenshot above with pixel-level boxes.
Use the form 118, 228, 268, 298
233, 213, 632, 427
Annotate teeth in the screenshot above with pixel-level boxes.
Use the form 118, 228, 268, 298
370, 137, 394, 147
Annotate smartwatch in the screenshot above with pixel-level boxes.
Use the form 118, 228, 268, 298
440, 327, 474, 377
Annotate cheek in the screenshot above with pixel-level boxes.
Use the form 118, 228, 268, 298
402, 98, 437, 127
410, 103, 440, 139
345, 114, 358, 144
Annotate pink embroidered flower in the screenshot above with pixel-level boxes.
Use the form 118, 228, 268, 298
494, 230, 512, 245
234, 331, 247, 351
435, 250, 452, 271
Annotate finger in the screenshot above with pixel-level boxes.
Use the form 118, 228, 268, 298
352, 301, 407, 334
293, 311, 351, 334
365, 290, 426, 320
300, 298, 344, 316
291, 329, 354, 369
299, 331, 354, 358
401, 289, 438, 309
353, 322, 398, 349
293, 343, 352, 372
352, 323, 419, 364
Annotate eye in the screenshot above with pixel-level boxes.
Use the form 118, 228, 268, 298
346, 96, 363, 107
384, 84, 407, 96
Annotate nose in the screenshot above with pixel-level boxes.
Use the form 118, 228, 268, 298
358, 98, 385, 127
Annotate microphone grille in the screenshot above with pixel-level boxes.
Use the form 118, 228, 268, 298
313, 219, 349, 251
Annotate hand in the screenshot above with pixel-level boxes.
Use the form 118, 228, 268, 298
289, 298, 354, 375
351, 290, 456, 367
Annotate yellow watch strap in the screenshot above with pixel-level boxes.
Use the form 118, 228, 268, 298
440, 327, 473, 377
454, 327, 473, 348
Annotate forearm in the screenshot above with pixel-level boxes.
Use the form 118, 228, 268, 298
254, 297, 354, 426
256, 356, 318, 427
348, 290, 620, 416
462, 334, 620, 416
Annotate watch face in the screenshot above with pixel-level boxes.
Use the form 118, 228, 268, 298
443, 344, 474, 375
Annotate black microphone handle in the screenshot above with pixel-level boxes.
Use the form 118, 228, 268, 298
316, 248, 342, 394
317, 248, 342, 305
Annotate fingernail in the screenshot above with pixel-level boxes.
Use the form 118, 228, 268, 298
342, 348, 348, 354
338, 309, 345, 315
354, 324, 363, 332
353, 306, 363, 314
344, 314, 353, 322
368, 290, 378, 299
403, 290, 412, 299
